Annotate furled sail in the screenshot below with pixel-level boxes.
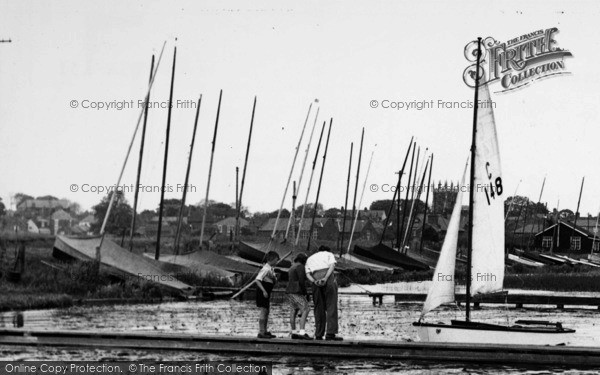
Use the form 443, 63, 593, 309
471, 83, 505, 295
421, 160, 468, 318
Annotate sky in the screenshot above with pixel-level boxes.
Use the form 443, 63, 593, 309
1, 0, 600, 217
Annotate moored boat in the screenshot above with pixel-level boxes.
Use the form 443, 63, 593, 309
413, 40, 574, 345
353, 243, 429, 271
143, 253, 238, 285
53, 235, 193, 295
238, 240, 297, 268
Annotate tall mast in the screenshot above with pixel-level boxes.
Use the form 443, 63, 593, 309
520, 202, 532, 250
402, 148, 426, 252
512, 202, 525, 250
380, 137, 413, 244
271, 103, 313, 241
529, 176, 546, 250
174, 94, 202, 254
307, 119, 333, 252
399, 142, 416, 249
235, 166, 239, 240
129, 55, 154, 251
504, 180, 522, 259
419, 153, 434, 253
236, 97, 257, 241
466, 37, 483, 322
504, 180, 522, 222
348, 128, 364, 248
551, 198, 560, 255
347, 149, 376, 252
402, 154, 429, 252
295, 120, 326, 246
339, 142, 353, 256
570, 177, 585, 256
96, 42, 166, 263
591, 206, 600, 255
199, 90, 223, 250
291, 181, 297, 248
285, 106, 320, 238
410, 146, 421, 202
155, 45, 177, 260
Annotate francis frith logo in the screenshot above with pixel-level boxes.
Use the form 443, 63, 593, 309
463, 28, 573, 92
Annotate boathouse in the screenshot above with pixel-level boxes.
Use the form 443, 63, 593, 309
533, 220, 600, 253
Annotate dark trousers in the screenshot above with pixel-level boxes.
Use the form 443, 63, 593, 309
312, 271, 338, 337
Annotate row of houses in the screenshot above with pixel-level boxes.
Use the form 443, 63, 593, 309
26, 209, 96, 236
253, 212, 461, 243
256, 217, 382, 242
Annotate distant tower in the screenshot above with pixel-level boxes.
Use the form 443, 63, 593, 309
433, 180, 458, 216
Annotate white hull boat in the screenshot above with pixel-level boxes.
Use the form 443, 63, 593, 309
508, 253, 544, 268
415, 321, 574, 345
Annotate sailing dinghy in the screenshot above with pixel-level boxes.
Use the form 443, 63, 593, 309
54, 235, 194, 295
413, 39, 574, 345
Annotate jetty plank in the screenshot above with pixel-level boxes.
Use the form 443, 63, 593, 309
1, 329, 599, 367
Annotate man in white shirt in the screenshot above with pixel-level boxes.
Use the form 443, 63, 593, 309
305, 245, 342, 341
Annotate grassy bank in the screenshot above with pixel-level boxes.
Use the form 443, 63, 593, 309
504, 263, 600, 292
338, 262, 600, 293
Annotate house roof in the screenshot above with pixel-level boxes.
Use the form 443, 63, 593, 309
337, 219, 367, 233
80, 214, 97, 224
17, 198, 69, 210
573, 217, 599, 233
150, 216, 180, 223
514, 222, 547, 234
51, 209, 74, 221
361, 210, 387, 221
535, 220, 598, 238
259, 217, 328, 232
421, 213, 467, 233
215, 217, 249, 227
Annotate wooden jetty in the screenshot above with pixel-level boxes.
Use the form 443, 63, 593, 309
1, 328, 599, 367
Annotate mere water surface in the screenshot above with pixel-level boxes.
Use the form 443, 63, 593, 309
2, 282, 600, 374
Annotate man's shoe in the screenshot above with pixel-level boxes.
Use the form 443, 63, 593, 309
300, 333, 313, 340
325, 334, 343, 341
257, 333, 273, 339
265, 332, 276, 338
291, 333, 302, 340
315, 336, 323, 340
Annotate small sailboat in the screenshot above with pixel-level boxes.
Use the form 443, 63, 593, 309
413, 38, 574, 345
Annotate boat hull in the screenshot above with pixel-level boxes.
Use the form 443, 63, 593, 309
143, 253, 237, 286
353, 243, 430, 271
238, 241, 293, 268
53, 235, 194, 295
340, 253, 396, 271
414, 321, 575, 346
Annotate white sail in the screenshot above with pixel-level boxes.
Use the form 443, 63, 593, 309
421, 160, 468, 318
471, 83, 505, 295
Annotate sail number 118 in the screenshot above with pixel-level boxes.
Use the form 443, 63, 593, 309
484, 162, 503, 205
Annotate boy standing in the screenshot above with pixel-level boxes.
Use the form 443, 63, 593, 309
256, 251, 280, 339
285, 253, 312, 340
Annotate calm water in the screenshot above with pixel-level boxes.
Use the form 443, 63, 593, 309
1, 283, 600, 374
